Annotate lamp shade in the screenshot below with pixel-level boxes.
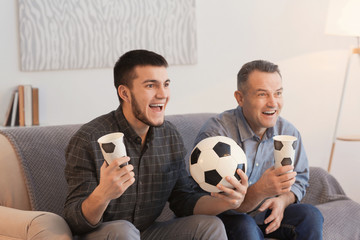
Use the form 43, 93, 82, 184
325, 0, 360, 37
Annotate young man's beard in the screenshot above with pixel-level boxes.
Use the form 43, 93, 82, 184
131, 92, 164, 127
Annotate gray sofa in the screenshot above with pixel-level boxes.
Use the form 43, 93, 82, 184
1, 113, 359, 239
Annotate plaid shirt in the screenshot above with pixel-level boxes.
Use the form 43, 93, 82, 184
64, 106, 206, 235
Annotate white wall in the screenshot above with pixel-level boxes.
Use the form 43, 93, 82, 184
1, 0, 359, 202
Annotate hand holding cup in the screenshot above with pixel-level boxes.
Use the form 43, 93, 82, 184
98, 132, 128, 167
273, 135, 297, 170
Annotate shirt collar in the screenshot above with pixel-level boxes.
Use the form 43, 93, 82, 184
115, 106, 142, 144
235, 106, 276, 142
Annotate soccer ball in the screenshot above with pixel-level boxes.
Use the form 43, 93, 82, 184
189, 136, 247, 193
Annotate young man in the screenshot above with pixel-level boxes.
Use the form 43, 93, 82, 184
64, 49, 248, 239
194, 60, 324, 240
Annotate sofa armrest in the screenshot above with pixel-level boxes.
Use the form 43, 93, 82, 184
0, 134, 31, 210
301, 167, 349, 205
0, 206, 72, 240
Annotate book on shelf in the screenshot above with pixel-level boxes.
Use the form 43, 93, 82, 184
2, 85, 39, 127
32, 87, 39, 126
3, 90, 16, 126
10, 91, 19, 127
24, 85, 33, 126
18, 85, 25, 126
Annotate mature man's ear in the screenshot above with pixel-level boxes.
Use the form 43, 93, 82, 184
234, 90, 244, 106
118, 85, 130, 103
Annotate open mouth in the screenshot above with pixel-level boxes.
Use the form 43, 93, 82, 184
262, 110, 276, 116
149, 103, 164, 111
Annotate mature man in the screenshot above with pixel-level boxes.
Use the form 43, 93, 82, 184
64, 49, 248, 239
194, 60, 324, 240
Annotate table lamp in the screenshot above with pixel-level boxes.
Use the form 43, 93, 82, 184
325, 0, 360, 172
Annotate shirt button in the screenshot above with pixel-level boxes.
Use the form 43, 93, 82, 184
255, 163, 259, 167
249, 181, 252, 185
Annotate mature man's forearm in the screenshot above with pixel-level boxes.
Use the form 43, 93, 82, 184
278, 192, 296, 207
236, 184, 267, 213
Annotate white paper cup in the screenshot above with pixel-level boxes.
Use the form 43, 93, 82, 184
273, 135, 297, 169
98, 132, 127, 166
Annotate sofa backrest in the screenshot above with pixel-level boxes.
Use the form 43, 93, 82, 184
165, 113, 216, 168
0, 113, 215, 217
0, 124, 81, 216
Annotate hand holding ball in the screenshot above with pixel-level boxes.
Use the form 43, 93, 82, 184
189, 136, 247, 193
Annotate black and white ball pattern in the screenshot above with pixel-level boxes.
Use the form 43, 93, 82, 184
273, 135, 297, 168
190, 136, 247, 193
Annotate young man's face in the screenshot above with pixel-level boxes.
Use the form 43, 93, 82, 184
235, 70, 283, 138
122, 65, 170, 129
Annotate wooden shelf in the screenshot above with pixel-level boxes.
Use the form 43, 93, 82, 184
337, 135, 360, 141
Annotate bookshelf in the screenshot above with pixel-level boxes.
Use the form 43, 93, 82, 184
2, 85, 39, 127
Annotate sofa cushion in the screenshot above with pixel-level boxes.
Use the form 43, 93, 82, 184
316, 200, 360, 240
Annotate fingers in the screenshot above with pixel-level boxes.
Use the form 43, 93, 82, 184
279, 170, 297, 181
118, 171, 135, 190
101, 160, 108, 170
219, 173, 247, 196
258, 198, 284, 235
211, 170, 248, 208
265, 217, 281, 235
278, 171, 296, 191
236, 169, 248, 187
111, 156, 131, 168
264, 209, 283, 234
282, 164, 294, 172
101, 156, 135, 186
211, 190, 241, 208
258, 199, 271, 212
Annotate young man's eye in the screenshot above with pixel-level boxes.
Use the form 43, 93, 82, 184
146, 84, 154, 88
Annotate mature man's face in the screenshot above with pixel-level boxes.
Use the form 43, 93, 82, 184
235, 70, 283, 138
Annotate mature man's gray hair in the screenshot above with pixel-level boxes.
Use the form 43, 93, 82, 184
237, 60, 281, 90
